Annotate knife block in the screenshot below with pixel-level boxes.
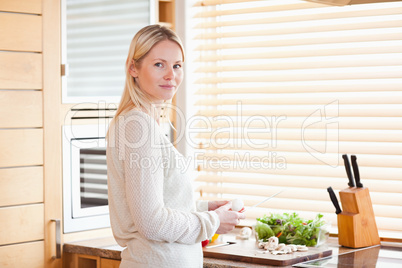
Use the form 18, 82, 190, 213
337, 187, 380, 248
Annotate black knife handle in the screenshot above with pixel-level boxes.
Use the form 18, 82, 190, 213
342, 154, 355, 187
351, 155, 363, 187
327, 187, 342, 214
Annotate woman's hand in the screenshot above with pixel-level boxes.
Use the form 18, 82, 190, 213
213, 202, 246, 234
208, 200, 230, 211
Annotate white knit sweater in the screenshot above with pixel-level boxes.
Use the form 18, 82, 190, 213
107, 110, 219, 268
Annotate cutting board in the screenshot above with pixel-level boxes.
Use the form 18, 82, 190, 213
203, 239, 332, 266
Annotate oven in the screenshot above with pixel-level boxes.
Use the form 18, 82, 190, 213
62, 124, 110, 233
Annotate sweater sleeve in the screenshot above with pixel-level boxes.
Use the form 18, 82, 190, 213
196, 200, 209, 212
119, 112, 219, 244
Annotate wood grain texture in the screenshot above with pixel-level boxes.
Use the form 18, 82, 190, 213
0, 52, 42, 89
338, 187, 381, 248
0, 128, 43, 167
0, 90, 43, 127
62, 252, 75, 268
0, 166, 43, 206
77, 254, 100, 268
0, 12, 42, 52
0, 241, 44, 268
0, 204, 44, 245
42, 0, 63, 267
203, 239, 332, 266
0, 0, 42, 14
100, 258, 121, 268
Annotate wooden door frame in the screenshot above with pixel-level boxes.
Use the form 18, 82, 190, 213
43, 0, 63, 267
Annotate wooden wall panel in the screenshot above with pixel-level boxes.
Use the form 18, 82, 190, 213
0, 129, 43, 167
0, 1, 46, 268
0, 13, 42, 52
0, 241, 44, 268
0, 204, 44, 245
0, 52, 42, 89
101, 258, 121, 268
0, 166, 43, 207
0, 0, 42, 14
0, 91, 43, 127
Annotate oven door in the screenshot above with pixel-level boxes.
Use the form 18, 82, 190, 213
63, 124, 110, 233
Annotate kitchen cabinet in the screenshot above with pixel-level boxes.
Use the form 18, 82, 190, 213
100, 258, 121, 268
0, 0, 48, 267
61, 0, 152, 104
158, 0, 175, 29
63, 253, 120, 268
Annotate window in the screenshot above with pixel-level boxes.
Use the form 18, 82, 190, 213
190, 0, 402, 239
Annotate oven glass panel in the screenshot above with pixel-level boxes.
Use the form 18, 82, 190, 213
80, 147, 108, 208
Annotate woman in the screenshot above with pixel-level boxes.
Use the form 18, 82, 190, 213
107, 24, 245, 268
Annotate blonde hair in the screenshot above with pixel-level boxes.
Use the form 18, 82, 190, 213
112, 24, 184, 124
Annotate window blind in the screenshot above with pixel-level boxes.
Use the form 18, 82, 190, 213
191, 0, 402, 239
62, 0, 151, 102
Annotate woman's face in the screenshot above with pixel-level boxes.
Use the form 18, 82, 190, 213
129, 40, 184, 103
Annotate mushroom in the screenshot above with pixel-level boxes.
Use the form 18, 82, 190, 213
257, 237, 309, 255
275, 243, 286, 251
240, 227, 252, 238
264, 236, 279, 250
287, 244, 298, 252
297, 245, 308, 252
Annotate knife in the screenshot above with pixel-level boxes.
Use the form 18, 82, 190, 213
351, 155, 363, 188
342, 154, 355, 187
251, 189, 285, 209
205, 241, 236, 249
327, 187, 342, 214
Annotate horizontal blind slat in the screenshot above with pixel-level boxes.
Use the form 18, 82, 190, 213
195, 67, 402, 83
195, 19, 402, 39
196, 185, 402, 207
195, 93, 402, 105
196, 44, 402, 62
194, 6, 402, 28
193, 117, 402, 130
194, 2, 320, 17
196, 105, 402, 117
196, 141, 402, 155
197, 163, 402, 181
195, 174, 402, 193
196, 129, 402, 142
195, 80, 402, 94
196, 152, 402, 168
195, 30, 402, 50
193, 0, 269, 7
195, 54, 402, 72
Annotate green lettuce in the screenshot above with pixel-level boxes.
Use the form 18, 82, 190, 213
254, 221, 274, 241
256, 212, 327, 246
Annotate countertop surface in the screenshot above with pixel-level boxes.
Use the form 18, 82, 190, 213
63, 231, 402, 268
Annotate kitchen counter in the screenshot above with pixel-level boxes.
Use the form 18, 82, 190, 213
63, 234, 402, 268
63, 236, 292, 267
